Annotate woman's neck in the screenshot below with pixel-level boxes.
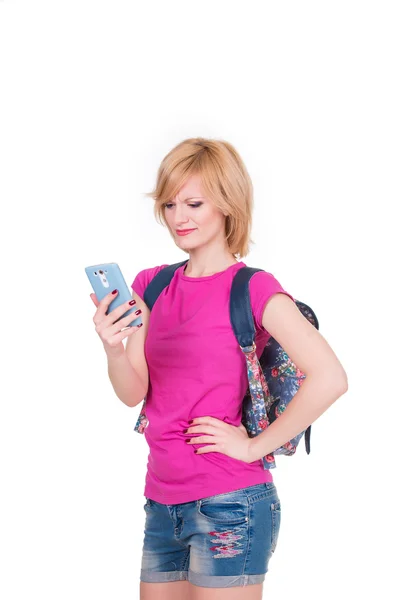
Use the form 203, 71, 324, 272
183, 255, 239, 278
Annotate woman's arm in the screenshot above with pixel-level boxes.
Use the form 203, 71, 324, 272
107, 351, 148, 408
107, 290, 150, 408
249, 293, 348, 461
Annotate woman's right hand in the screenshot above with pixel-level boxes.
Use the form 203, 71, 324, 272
90, 290, 142, 358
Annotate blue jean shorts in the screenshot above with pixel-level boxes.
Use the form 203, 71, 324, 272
140, 482, 281, 588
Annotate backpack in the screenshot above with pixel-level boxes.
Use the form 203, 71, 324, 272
133, 260, 319, 470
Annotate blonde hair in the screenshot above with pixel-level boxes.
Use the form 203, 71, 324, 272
144, 137, 255, 259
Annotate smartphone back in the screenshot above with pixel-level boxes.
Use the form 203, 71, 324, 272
85, 262, 142, 327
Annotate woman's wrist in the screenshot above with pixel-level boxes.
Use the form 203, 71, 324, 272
104, 344, 125, 361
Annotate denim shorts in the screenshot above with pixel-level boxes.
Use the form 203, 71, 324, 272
140, 482, 281, 588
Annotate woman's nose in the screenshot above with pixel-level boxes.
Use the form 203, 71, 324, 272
174, 207, 190, 225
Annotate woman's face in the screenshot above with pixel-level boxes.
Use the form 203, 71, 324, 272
163, 174, 226, 250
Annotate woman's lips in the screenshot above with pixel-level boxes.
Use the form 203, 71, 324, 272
176, 229, 196, 236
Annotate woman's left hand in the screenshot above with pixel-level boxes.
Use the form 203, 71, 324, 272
184, 416, 255, 463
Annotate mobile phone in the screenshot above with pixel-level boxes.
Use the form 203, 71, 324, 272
85, 262, 142, 328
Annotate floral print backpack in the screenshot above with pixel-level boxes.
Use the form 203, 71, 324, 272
133, 260, 319, 470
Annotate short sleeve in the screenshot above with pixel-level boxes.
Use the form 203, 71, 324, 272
249, 271, 296, 333
131, 264, 169, 302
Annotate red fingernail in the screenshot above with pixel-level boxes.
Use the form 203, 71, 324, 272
135, 309, 141, 315
112, 289, 118, 294
129, 299, 136, 305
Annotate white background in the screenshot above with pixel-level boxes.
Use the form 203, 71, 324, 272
0, 1, 398, 599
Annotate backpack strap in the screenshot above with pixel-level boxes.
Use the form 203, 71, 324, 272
143, 260, 188, 310
229, 267, 319, 345
229, 266, 265, 348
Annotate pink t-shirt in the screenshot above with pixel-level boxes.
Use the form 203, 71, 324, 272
131, 261, 295, 504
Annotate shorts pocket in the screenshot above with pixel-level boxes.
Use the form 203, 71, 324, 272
197, 495, 249, 525
270, 499, 281, 554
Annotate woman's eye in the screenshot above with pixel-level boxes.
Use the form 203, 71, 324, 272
165, 203, 202, 209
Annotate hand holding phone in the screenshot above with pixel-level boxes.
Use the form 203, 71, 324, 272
85, 263, 143, 357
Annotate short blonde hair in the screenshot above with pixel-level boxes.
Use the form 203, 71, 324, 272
144, 137, 254, 259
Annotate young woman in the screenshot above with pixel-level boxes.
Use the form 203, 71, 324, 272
90, 138, 348, 600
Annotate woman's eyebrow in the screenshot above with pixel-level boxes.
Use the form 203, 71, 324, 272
171, 196, 204, 202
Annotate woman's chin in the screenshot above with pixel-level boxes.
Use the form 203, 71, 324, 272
176, 239, 195, 248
